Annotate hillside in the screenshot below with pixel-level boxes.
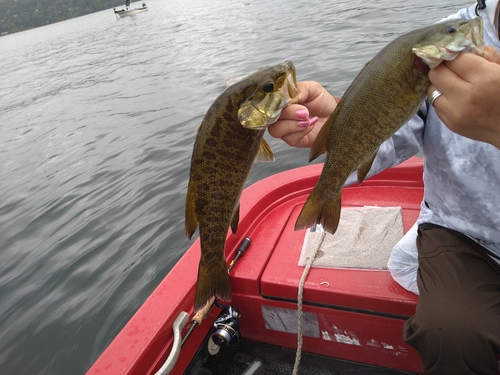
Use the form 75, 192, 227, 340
0, 0, 122, 34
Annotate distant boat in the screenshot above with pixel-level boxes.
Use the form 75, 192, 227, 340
113, 1, 148, 18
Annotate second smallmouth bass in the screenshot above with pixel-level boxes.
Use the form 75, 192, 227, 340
186, 61, 299, 311
295, 17, 484, 234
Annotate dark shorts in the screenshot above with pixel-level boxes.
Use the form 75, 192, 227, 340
403, 224, 500, 375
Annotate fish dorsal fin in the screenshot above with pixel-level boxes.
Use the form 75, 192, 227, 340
356, 149, 378, 185
185, 183, 199, 239
361, 60, 371, 70
230, 203, 240, 234
225, 73, 251, 88
256, 139, 275, 162
309, 110, 338, 162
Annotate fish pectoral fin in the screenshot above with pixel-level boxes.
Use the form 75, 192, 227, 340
357, 60, 371, 76
309, 111, 335, 162
185, 186, 199, 239
230, 203, 240, 234
226, 73, 251, 88
356, 149, 378, 185
256, 139, 275, 162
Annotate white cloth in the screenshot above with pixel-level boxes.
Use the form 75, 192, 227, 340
299, 207, 404, 269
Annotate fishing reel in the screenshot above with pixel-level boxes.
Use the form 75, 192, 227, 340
211, 301, 241, 348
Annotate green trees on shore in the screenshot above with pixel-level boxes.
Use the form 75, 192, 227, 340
0, 0, 122, 35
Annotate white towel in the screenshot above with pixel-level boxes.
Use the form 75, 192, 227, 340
298, 206, 404, 270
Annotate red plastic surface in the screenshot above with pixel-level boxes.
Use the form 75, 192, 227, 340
260, 185, 423, 316
86, 157, 426, 375
233, 294, 423, 373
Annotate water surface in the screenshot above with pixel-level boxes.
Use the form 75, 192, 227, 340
0, 0, 468, 373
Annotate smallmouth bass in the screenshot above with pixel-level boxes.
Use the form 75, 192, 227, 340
295, 18, 484, 234
186, 61, 299, 311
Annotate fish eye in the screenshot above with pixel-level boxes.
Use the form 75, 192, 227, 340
263, 82, 275, 93
446, 25, 458, 34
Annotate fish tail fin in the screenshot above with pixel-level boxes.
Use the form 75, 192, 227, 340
194, 259, 231, 312
294, 189, 342, 235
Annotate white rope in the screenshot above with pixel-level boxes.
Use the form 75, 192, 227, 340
292, 228, 326, 375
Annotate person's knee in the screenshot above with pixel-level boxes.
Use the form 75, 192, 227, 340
404, 309, 498, 374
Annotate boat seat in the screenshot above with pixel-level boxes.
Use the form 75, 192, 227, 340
259, 182, 422, 318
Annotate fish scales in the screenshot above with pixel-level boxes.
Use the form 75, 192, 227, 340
189, 85, 265, 309
296, 18, 484, 235
319, 31, 428, 190
186, 62, 299, 311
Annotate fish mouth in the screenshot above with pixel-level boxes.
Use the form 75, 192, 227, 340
282, 60, 300, 105
412, 17, 485, 70
248, 61, 299, 130
239, 61, 300, 131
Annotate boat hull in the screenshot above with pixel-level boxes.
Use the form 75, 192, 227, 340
114, 7, 148, 17
87, 158, 427, 375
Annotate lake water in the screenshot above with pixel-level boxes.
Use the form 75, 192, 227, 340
0, 0, 469, 373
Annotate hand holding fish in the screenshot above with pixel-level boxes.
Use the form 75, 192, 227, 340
428, 46, 500, 149
268, 81, 339, 148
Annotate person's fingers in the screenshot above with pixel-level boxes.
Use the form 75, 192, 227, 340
268, 114, 318, 140
426, 83, 454, 131
428, 60, 469, 121
441, 50, 496, 83
427, 84, 444, 106
279, 122, 320, 148
428, 62, 461, 92
483, 46, 500, 64
268, 80, 336, 148
278, 104, 308, 121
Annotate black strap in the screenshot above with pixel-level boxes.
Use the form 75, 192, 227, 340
476, 0, 486, 16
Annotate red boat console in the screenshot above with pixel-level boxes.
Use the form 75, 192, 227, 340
229, 158, 423, 373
